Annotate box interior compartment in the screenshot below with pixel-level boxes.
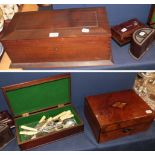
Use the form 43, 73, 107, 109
15, 105, 81, 143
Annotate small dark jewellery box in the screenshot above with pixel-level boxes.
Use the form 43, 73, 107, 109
1, 7, 113, 69
0, 124, 14, 150
0, 110, 15, 128
84, 90, 154, 143
2, 74, 84, 150
130, 28, 155, 60
111, 18, 145, 46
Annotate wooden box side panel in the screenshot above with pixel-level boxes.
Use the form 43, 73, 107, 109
2, 36, 112, 63
84, 100, 101, 142
99, 122, 152, 143
102, 115, 154, 133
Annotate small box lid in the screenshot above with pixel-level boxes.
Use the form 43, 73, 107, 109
86, 90, 154, 132
1, 7, 111, 41
2, 74, 71, 118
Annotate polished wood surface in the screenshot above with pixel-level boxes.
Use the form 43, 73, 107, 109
99, 122, 151, 143
111, 19, 145, 46
0, 4, 39, 70
85, 90, 154, 143
1, 7, 112, 68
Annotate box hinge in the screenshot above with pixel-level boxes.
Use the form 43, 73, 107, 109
58, 104, 65, 108
22, 113, 30, 117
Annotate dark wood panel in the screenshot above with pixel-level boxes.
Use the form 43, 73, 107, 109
1, 7, 112, 68
85, 89, 154, 143
99, 122, 152, 143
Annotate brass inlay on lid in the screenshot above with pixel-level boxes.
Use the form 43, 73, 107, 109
22, 113, 30, 117
112, 102, 127, 109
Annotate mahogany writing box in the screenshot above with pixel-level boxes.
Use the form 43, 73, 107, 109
2, 74, 84, 150
84, 90, 154, 143
1, 7, 113, 69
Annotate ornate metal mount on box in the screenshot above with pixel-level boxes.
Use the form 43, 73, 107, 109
134, 72, 155, 111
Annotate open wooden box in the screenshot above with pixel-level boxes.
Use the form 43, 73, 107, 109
2, 74, 84, 150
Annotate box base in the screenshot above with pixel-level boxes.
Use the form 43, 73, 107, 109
98, 122, 151, 143
84, 99, 153, 144
10, 60, 113, 69
112, 36, 131, 46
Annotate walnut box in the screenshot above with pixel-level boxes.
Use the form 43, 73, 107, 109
84, 90, 154, 143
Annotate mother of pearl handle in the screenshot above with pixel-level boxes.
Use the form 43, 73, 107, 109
40, 117, 53, 130
53, 110, 71, 120
60, 114, 74, 122
21, 125, 38, 132
39, 116, 46, 123
20, 131, 38, 136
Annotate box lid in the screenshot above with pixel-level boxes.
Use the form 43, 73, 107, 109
2, 74, 71, 118
86, 90, 154, 132
1, 7, 111, 41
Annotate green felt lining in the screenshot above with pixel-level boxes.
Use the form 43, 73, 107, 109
15, 105, 81, 143
6, 78, 70, 117
151, 12, 155, 23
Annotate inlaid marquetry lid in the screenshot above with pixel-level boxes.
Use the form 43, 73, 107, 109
86, 90, 155, 132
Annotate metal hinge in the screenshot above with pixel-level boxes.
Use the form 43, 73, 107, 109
22, 113, 30, 117
58, 104, 64, 108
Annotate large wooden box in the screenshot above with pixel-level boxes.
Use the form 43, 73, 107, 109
84, 90, 154, 143
1, 7, 113, 69
2, 74, 84, 150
